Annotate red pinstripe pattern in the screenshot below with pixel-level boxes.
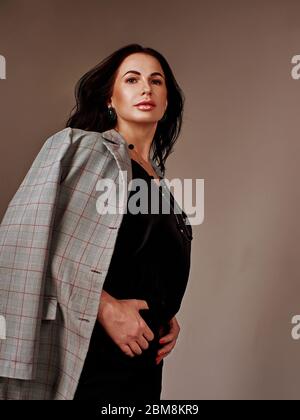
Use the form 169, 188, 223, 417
0, 127, 177, 400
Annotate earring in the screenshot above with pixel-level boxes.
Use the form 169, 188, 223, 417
107, 106, 117, 122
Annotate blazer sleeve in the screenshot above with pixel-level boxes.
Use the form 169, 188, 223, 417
0, 127, 74, 380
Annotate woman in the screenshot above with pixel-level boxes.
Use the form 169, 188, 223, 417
0, 44, 193, 400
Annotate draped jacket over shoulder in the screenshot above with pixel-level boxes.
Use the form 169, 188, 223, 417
0, 127, 192, 400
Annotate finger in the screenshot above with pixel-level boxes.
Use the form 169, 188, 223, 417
120, 344, 135, 358
168, 322, 178, 334
156, 351, 171, 364
159, 333, 175, 344
156, 352, 171, 364
169, 318, 180, 333
170, 317, 179, 327
156, 357, 164, 365
160, 322, 179, 340
137, 335, 150, 350
158, 349, 172, 358
157, 342, 174, 356
158, 341, 173, 354
136, 299, 149, 311
143, 324, 155, 342
129, 341, 143, 356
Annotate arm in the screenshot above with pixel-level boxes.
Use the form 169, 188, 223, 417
0, 128, 74, 380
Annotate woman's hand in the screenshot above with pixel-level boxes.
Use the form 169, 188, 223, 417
97, 290, 155, 357
156, 316, 180, 365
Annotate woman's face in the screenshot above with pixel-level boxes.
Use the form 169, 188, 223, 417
109, 53, 168, 127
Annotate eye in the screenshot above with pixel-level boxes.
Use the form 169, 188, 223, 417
125, 77, 163, 85
126, 77, 137, 83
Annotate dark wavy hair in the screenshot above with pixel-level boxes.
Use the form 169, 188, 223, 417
65, 43, 185, 176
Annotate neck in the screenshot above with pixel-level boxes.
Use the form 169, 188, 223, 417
114, 122, 157, 163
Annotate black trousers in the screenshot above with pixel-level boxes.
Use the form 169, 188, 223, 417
74, 310, 167, 401
73, 359, 164, 401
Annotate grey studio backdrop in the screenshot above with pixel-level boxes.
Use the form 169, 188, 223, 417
1, 0, 300, 400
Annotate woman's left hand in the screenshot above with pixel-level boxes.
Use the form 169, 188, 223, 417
156, 316, 180, 365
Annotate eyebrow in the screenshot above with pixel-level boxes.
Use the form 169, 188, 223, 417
122, 70, 165, 79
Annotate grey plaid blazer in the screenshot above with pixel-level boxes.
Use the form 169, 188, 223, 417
0, 127, 192, 400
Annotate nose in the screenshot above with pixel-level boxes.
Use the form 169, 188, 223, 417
141, 79, 152, 93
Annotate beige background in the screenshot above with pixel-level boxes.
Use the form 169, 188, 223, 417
1, 0, 300, 400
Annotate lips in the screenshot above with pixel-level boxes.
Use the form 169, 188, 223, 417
135, 101, 156, 107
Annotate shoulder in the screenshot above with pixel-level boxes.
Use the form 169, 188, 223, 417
41, 127, 108, 159
46, 127, 104, 147
44, 127, 104, 147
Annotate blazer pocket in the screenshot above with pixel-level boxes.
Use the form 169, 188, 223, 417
42, 296, 58, 320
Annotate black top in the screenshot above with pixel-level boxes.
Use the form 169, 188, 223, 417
102, 159, 192, 321
79, 158, 193, 372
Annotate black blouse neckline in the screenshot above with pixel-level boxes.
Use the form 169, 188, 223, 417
130, 158, 163, 180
